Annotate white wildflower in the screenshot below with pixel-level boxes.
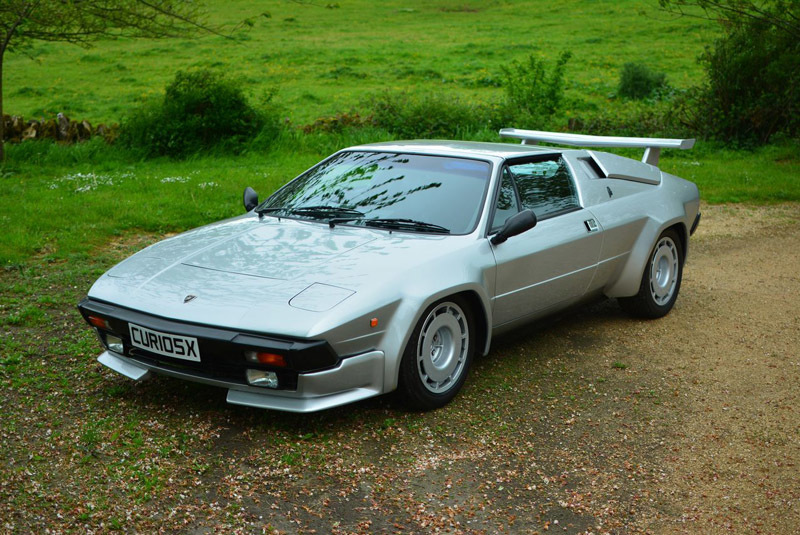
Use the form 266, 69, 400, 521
50, 171, 126, 192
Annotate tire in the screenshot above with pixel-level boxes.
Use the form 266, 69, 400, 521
397, 296, 475, 410
619, 229, 684, 319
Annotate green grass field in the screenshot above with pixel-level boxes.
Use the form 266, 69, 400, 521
1, 0, 798, 267
2, 135, 798, 265
6, 0, 716, 124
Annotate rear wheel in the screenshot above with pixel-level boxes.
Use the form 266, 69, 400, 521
619, 229, 684, 319
397, 297, 475, 410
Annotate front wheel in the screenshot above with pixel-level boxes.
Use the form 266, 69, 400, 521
619, 229, 684, 319
397, 297, 475, 410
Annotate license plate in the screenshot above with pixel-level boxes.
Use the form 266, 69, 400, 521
129, 323, 200, 362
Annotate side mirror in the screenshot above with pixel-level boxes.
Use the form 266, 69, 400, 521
490, 209, 537, 245
243, 186, 259, 212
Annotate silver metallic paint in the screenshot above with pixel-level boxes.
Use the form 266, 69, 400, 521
97, 349, 385, 413
498, 128, 695, 166
87, 139, 700, 412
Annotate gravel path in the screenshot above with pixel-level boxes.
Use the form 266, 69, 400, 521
1, 203, 798, 534
638, 204, 800, 534
213, 203, 800, 534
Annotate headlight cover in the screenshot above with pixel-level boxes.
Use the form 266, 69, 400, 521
289, 283, 355, 312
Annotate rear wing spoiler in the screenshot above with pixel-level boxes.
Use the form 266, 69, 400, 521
499, 128, 695, 167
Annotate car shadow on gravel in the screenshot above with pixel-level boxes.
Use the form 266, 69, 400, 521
116, 295, 680, 534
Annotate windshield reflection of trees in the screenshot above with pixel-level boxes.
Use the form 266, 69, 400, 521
266, 152, 489, 233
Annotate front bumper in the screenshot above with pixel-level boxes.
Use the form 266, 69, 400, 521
79, 298, 386, 412
98, 349, 385, 412
78, 299, 340, 383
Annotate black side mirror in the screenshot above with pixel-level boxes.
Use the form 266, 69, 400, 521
243, 186, 259, 212
490, 209, 537, 245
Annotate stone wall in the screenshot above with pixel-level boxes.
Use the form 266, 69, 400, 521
2, 113, 118, 144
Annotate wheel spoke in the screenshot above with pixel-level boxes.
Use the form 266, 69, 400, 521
415, 301, 469, 394
649, 237, 679, 305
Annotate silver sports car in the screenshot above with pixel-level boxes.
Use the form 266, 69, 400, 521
78, 129, 701, 412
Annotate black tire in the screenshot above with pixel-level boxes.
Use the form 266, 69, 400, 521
397, 296, 475, 410
619, 228, 684, 319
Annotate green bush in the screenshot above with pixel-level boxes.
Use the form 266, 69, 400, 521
692, 19, 800, 144
568, 100, 689, 138
366, 52, 573, 138
618, 62, 669, 100
369, 92, 498, 139
120, 70, 280, 157
500, 51, 572, 122
301, 112, 374, 134
658, 0, 800, 144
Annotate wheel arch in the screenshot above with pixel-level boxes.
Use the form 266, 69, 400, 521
604, 219, 688, 298
384, 286, 492, 393
454, 289, 491, 358
669, 221, 688, 263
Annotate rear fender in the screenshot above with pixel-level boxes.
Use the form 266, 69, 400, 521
604, 218, 686, 298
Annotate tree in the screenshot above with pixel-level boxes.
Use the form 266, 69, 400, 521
0, 1, 217, 160
660, 0, 800, 143
659, 0, 800, 39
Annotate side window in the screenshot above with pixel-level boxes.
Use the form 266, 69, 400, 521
491, 167, 520, 232
508, 157, 580, 218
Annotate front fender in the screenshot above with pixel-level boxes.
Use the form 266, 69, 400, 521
382, 282, 493, 392
380, 237, 496, 393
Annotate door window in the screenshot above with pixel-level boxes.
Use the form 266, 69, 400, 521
507, 156, 580, 219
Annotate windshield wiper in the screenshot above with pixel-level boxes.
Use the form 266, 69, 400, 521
255, 206, 286, 216
258, 207, 450, 234
257, 205, 364, 219
290, 205, 365, 218
362, 218, 450, 234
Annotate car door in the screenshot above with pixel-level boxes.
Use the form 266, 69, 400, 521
490, 156, 603, 326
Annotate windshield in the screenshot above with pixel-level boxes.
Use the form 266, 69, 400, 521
260, 151, 492, 234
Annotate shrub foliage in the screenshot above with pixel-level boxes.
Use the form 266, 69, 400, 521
692, 18, 799, 143
661, 0, 800, 143
366, 51, 573, 139
618, 62, 669, 100
500, 51, 572, 122
369, 92, 498, 139
120, 70, 278, 157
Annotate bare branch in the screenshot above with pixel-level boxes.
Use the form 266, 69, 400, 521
0, 0, 229, 160
659, 0, 800, 38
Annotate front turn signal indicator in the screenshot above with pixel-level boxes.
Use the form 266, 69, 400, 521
244, 350, 287, 368
88, 315, 110, 330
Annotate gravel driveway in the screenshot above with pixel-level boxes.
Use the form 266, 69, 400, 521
1, 203, 798, 534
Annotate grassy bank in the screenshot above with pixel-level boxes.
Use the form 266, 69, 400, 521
5, 0, 716, 125
3, 0, 795, 268
2, 131, 798, 265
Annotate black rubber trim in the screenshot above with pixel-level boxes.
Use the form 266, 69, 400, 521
77, 298, 340, 382
690, 212, 701, 236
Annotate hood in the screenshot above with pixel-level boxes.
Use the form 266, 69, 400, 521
105, 215, 377, 283
89, 215, 464, 335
